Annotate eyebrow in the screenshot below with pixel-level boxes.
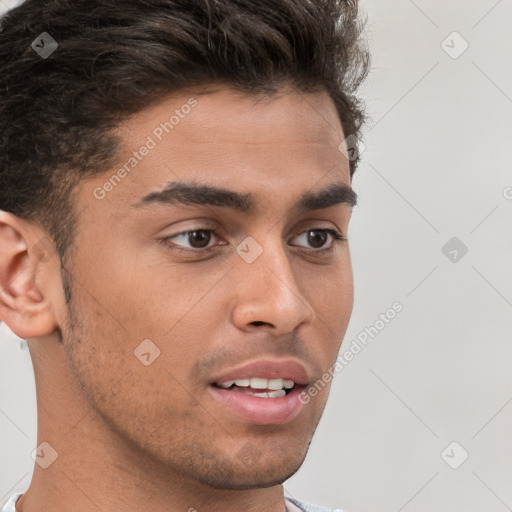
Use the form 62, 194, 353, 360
131, 181, 357, 213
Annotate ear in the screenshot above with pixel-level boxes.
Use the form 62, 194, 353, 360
0, 211, 59, 340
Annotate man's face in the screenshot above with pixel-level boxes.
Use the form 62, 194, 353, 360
57, 87, 355, 489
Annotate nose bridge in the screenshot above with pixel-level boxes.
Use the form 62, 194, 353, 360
231, 234, 314, 331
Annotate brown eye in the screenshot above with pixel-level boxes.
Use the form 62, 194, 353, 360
306, 230, 328, 248
163, 229, 220, 251
290, 228, 346, 251
187, 230, 211, 248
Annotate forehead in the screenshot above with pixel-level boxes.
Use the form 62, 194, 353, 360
119, 86, 344, 148
83, 87, 350, 212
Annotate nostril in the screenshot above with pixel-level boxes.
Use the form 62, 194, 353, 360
251, 321, 270, 327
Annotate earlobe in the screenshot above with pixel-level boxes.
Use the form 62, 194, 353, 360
0, 212, 58, 340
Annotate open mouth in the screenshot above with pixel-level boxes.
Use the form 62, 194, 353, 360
212, 377, 297, 398
208, 359, 309, 424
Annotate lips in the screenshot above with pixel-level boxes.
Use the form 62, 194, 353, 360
208, 359, 310, 425
210, 359, 309, 387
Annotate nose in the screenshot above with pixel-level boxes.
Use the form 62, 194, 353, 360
230, 239, 315, 335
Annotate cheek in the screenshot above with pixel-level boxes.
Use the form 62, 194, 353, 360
62, 291, 205, 436
63, 238, 231, 394
301, 255, 354, 336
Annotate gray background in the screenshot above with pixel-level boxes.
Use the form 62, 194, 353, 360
1, 0, 511, 510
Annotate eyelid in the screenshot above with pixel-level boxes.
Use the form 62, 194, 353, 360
162, 228, 224, 252
289, 228, 347, 250
161, 226, 346, 254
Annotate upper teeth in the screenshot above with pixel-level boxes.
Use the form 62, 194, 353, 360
218, 377, 295, 390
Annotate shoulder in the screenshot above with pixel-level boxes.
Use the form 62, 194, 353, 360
286, 496, 344, 512
1, 493, 22, 512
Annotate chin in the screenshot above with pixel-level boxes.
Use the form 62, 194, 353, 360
199, 459, 304, 490
175, 436, 312, 491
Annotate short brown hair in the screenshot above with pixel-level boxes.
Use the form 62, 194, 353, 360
0, 0, 370, 262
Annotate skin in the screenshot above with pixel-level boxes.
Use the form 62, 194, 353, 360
0, 87, 355, 512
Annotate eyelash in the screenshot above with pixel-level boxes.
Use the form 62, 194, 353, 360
160, 228, 347, 255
